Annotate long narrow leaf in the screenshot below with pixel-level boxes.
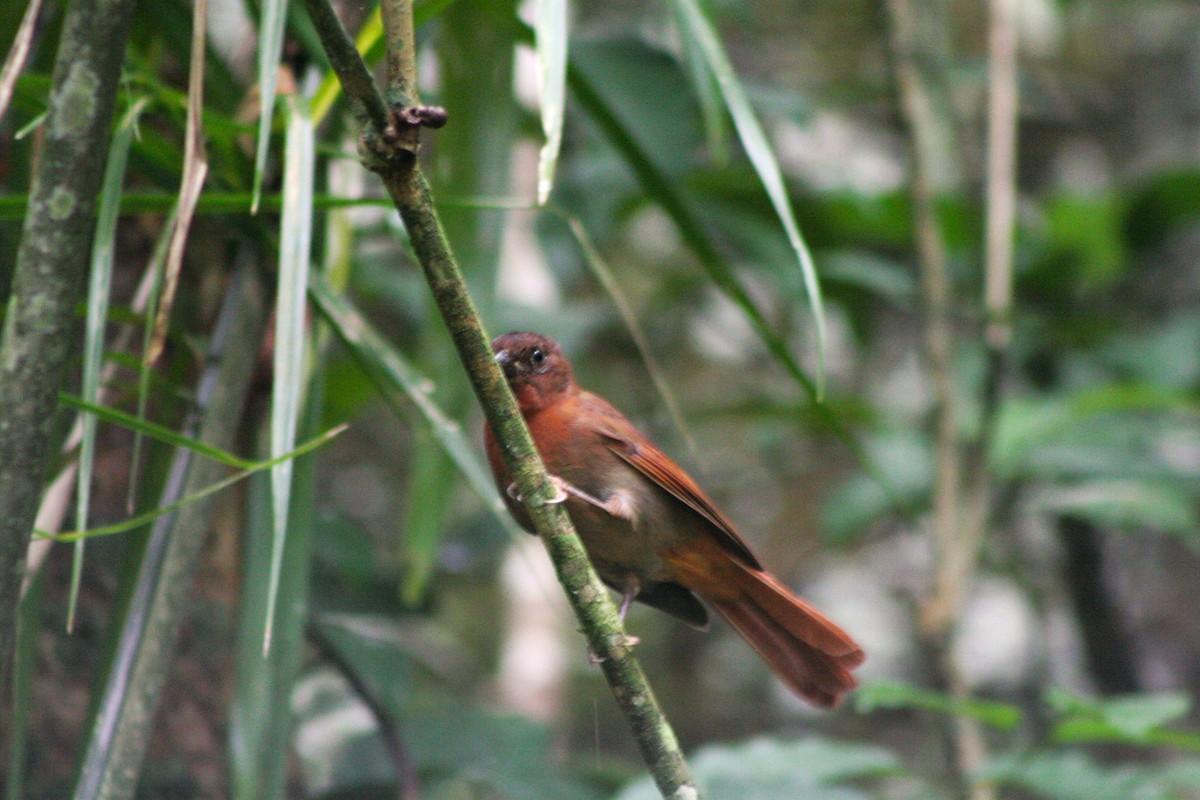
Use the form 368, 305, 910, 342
60, 394, 255, 469
69, 98, 149, 632
232, 381, 323, 799
557, 210, 697, 454
40, 425, 346, 544
127, 200, 182, 511
251, 0, 289, 210
71, 263, 266, 800
565, 56, 819, 400
264, 92, 315, 653
145, 0, 210, 366
673, 0, 828, 397
308, 277, 522, 538
534, 0, 568, 204
0, 0, 45, 123
674, 0, 729, 163
4, 575, 42, 800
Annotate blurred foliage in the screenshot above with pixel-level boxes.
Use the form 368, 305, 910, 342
2, 0, 1199, 798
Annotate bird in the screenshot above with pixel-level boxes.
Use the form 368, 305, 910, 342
483, 331, 864, 708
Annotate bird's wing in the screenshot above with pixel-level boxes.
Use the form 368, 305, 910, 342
592, 407, 764, 570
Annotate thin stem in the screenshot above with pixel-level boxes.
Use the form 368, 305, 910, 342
984, 0, 1018, 351
380, 0, 418, 106
884, 2, 996, 800
302, 0, 390, 131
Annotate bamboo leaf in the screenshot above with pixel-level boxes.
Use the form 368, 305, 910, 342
39, 425, 346, 544
59, 393, 255, 469
264, 91, 315, 654
673, 0, 828, 397
145, 0, 210, 366
251, 0, 290, 211
232, 392, 323, 799
0, 0, 45, 124
4, 575, 42, 800
674, 0, 729, 163
69, 98, 149, 632
534, 0, 567, 204
557, 210, 697, 454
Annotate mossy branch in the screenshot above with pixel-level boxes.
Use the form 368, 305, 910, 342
0, 0, 137, 708
304, 2, 699, 797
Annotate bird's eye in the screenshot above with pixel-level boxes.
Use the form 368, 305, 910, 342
530, 348, 546, 366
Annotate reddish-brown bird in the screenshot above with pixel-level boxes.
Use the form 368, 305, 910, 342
484, 331, 864, 708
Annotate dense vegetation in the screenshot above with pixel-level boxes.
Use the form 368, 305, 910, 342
1, 0, 1198, 798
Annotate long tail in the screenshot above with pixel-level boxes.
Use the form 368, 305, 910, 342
667, 541, 864, 708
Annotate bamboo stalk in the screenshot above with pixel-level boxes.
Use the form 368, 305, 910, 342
0, 0, 138, 710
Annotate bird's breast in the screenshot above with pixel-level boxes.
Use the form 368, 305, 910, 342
525, 398, 693, 584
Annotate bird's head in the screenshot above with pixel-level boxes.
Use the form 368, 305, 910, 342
492, 331, 576, 414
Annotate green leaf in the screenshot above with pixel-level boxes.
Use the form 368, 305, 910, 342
251, 0, 289, 211
265, 91, 316, 653
1047, 689, 1200, 749
39, 425, 346, 543
69, 97, 147, 631
5, 574, 43, 800
1034, 480, 1199, 539
984, 751, 1183, 800
534, 0, 567, 204
675, 0, 729, 163
617, 737, 901, 800
855, 681, 1022, 731
59, 393, 254, 469
673, 0, 827, 397
232, 392, 323, 799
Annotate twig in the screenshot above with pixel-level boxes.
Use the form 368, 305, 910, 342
307, 622, 421, 799
0, 0, 138, 713
303, 3, 699, 797
883, 1, 996, 799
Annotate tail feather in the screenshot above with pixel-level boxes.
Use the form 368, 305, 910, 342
666, 539, 864, 708
712, 589, 859, 708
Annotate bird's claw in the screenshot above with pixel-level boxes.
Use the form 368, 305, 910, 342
587, 633, 640, 665
506, 476, 568, 507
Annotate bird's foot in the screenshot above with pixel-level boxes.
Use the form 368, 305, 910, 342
587, 633, 640, 665
505, 476, 569, 506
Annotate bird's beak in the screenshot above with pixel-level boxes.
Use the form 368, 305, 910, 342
495, 349, 516, 379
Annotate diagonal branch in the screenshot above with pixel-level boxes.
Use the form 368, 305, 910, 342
302, 2, 699, 797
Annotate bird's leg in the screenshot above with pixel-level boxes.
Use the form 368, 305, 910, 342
616, 582, 641, 647
588, 581, 642, 664
507, 475, 638, 524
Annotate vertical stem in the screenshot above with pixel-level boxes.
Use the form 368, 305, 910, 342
0, 0, 137, 706
379, 0, 418, 106
884, 0, 963, 637
884, 2, 997, 799
984, 0, 1018, 352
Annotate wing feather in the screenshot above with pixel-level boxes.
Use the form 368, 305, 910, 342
594, 417, 763, 570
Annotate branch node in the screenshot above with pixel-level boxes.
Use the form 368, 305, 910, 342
357, 104, 448, 174
395, 103, 448, 129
